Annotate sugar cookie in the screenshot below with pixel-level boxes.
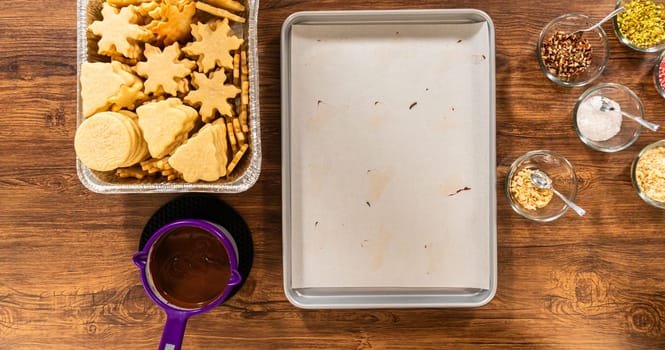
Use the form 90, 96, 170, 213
75, 111, 148, 171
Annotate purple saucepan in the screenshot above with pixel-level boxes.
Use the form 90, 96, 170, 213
133, 219, 241, 350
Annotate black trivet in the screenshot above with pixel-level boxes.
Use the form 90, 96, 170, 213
139, 194, 253, 300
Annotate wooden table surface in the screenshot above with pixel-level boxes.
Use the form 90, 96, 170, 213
2, 0, 665, 348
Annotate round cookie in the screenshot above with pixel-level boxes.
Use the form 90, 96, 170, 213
75, 111, 148, 171
114, 111, 149, 167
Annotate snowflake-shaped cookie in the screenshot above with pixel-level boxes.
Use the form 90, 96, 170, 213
89, 3, 154, 61
135, 42, 194, 96
144, 0, 197, 46
183, 18, 243, 73
184, 70, 241, 122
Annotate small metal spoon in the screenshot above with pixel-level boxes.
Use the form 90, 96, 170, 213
599, 97, 660, 132
530, 169, 586, 216
568, 7, 625, 38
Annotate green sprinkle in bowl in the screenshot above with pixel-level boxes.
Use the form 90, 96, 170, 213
614, 0, 665, 52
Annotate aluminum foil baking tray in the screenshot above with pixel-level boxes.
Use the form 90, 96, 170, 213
76, 0, 261, 193
282, 9, 497, 308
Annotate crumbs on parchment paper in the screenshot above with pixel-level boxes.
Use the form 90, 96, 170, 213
448, 186, 471, 196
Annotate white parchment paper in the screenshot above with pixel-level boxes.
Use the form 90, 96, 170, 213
289, 21, 492, 289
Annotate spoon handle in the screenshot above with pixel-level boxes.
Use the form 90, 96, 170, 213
583, 7, 625, 33
622, 111, 660, 132
551, 187, 586, 216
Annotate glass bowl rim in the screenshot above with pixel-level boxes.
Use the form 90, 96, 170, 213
653, 50, 665, 98
631, 139, 665, 209
613, 0, 665, 53
537, 13, 610, 87
572, 82, 644, 153
505, 149, 579, 222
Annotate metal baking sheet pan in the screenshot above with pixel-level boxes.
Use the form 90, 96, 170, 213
281, 9, 496, 308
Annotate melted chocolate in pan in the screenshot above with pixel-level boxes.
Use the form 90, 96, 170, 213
140, 194, 253, 301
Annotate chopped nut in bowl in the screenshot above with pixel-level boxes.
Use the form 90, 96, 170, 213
537, 14, 610, 87
631, 140, 665, 208
614, 0, 665, 52
505, 150, 580, 222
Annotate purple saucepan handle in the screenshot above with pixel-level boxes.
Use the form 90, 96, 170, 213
159, 310, 191, 350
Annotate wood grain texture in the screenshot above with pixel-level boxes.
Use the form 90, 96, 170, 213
1, 0, 665, 348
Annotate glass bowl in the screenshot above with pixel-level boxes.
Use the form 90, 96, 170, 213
654, 49, 665, 98
537, 13, 610, 87
631, 139, 665, 208
505, 150, 580, 222
573, 83, 644, 152
614, 0, 665, 52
